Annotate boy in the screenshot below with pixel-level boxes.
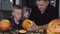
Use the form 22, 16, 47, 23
7, 5, 23, 31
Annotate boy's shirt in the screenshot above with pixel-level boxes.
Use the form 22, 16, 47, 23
7, 17, 23, 31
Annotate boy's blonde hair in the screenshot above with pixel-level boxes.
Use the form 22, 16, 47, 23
13, 5, 22, 9
12, 5, 22, 12
12, 5, 22, 16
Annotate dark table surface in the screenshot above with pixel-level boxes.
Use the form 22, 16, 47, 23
0, 29, 47, 34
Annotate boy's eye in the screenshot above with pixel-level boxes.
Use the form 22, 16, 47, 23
17, 13, 19, 15
17, 13, 22, 15
17, 13, 20, 15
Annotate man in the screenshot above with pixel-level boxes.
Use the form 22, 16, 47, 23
27, 0, 58, 31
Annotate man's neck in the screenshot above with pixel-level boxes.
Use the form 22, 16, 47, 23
40, 10, 45, 14
37, 6, 47, 14
14, 18, 19, 24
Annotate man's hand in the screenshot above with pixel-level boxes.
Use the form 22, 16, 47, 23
27, 21, 39, 31
27, 21, 48, 31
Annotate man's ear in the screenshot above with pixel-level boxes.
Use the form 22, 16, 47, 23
47, 1, 50, 5
47, 1, 49, 6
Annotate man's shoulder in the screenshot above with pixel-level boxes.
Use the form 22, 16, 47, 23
31, 6, 38, 9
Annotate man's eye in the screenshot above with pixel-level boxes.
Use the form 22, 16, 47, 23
37, 0, 48, 1
37, 0, 41, 1
44, 0, 48, 1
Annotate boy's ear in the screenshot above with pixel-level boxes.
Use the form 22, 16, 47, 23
12, 12, 14, 16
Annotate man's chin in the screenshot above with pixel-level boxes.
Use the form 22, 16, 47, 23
40, 9, 44, 11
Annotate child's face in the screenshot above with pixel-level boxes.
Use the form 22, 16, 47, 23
24, 12, 30, 19
12, 9, 22, 20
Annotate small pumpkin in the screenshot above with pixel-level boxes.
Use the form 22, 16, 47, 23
19, 29, 27, 33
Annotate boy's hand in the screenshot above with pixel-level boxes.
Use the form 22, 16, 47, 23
27, 21, 39, 31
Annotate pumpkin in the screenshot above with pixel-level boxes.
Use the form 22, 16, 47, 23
0, 19, 11, 31
47, 19, 60, 34
19, 29, 27, 33
22, 19, 33, 30
0, 22, 1, 29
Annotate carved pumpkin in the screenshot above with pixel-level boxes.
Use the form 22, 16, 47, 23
47, 19, 60, 34
22, 19, 33, 30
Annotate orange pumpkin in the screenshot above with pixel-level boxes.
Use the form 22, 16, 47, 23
0, 22, 1, 29
22, 19, 33, 30
0, 19, 11, 31
47, 19, 60, 34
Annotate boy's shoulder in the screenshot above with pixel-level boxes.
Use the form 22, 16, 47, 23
7, 17, 23, 23
6, 17, 14, 21
7, 17, 22, 22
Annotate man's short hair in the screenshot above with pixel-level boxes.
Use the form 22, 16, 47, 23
36, 0, 50, 2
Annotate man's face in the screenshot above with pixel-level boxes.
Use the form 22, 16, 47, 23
12, 9, 22, 20
36, 0, 49, 11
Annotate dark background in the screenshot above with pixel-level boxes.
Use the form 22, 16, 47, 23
0, 0, 59, 20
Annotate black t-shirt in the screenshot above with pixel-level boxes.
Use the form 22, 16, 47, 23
7, 17, 23, 30
28, 5, 58, 26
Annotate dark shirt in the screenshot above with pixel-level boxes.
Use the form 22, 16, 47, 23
28, 5, 58, 26
7, 17, 23, 30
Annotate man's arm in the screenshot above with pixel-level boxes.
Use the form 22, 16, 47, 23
27, 22, 48, 31
38, 24, 48, 30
